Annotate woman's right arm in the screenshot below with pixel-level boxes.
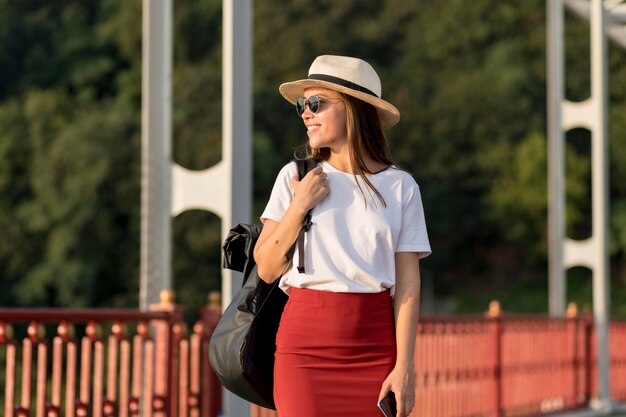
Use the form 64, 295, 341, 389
253, 166, 328, 283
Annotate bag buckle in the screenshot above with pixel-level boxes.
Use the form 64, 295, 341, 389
302, 213, 313, 231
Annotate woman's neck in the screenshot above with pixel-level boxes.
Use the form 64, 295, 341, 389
327, 153, 352, 173
327, 153, 388, 175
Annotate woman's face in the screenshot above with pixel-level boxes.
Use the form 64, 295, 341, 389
300, 88, 347, 151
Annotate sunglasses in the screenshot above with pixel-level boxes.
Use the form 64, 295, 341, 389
296, 95, 323, 116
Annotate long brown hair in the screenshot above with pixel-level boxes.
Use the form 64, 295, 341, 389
303, 93, 395, 207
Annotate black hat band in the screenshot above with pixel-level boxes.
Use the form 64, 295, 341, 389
307, 74, 378, 98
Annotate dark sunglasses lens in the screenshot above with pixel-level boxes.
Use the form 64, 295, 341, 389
296, 96, 321, 116
296, 98, 306, 116
308, 96, 320, 113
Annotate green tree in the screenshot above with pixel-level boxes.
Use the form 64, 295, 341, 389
2, 0, 626, 316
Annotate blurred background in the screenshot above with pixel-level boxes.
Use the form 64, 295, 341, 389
1, 0, 626, 318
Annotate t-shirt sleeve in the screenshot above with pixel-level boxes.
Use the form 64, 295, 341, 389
396, 181, 432, 258
260, 162, 297, 223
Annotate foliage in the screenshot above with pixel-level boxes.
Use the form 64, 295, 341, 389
1, 0, 625, 316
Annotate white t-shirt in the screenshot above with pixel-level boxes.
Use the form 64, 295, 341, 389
261, 160, 431, 294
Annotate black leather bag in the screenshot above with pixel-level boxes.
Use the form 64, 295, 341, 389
208, 159, 315, 409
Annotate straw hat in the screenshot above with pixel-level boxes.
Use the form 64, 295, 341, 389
279, 55, 400, 128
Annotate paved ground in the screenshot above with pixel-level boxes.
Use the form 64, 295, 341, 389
544, 403, 626, 417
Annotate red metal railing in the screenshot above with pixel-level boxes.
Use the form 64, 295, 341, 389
409, 307, 624, 417
0, 291, 221, 417
2, 295, 626, 417
590, 320, 626, 401
249, 302, 626, 417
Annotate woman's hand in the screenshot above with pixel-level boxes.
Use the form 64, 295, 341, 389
378, 364, 415, 417
291, 166, 329, 212
383, 252, 421, 416
253, 166, 329, 283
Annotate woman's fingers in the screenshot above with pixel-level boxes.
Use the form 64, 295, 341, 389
291, 168, 329, 211
293, 167, 326, 186
395, 392, 403, 417
377, 384, 391, 403
304, 166, 326, 183
387, 389, 415, 417
406, 399, 415, 416
398, 392, 415, 417
310, 165, 324, 175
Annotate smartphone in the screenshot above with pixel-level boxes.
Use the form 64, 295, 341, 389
378, 391, 397, 417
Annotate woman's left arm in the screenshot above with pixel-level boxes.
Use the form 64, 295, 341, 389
379, 251, 421, 417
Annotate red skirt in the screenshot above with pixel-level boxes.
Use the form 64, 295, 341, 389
274, 287, 396, 417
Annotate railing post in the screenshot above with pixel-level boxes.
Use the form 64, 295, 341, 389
1, 322, 16, 417
150, 289, 184, 417
486, 301, 503, 417
582, 308, 594, 405
199, 291, 223, 417
566, 302, 580, 407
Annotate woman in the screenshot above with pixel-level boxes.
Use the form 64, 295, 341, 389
254, 55, 431, 417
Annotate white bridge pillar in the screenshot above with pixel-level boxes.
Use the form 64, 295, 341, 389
547, 0, 624, 410
141, 1, 253, 416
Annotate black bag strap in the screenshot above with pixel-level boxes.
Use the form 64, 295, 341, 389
293, 159, 316, 273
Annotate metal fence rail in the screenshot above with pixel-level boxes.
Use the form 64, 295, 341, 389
249, 302, 626, 417
0, 292, 221, 417
2, 296, 625, 417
